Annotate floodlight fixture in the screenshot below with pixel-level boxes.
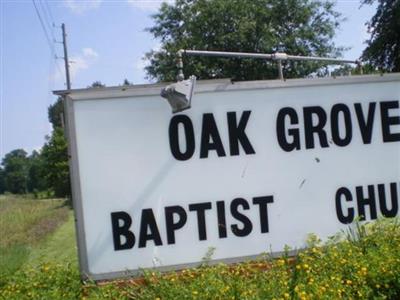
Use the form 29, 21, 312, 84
161, 75, 196, 113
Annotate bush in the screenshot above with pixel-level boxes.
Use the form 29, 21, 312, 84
1, 218, 399, 299
1, 263, 82, 299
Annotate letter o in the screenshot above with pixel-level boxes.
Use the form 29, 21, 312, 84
169, 115, 195, 161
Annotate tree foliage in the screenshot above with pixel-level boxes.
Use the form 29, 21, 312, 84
122, 79, 134, 86
88, 81, 106, 88
44, 81, 106, 197
0, 167, 5, 194
330, 63, 379, 76
1, 149, 29, 194
43, 96, 72, 197
361, 0, 400, 72
1, 81, 111, 197
145, 0, 344, 81
27, 150, 47, 193
1, 99, 68, 196
48, 97, 64, 129
1, 149, 48, 195
41, 128, 70, 198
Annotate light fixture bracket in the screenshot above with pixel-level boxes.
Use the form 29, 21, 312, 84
161, 75, 196, 113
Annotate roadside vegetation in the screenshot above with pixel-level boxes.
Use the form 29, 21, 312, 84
1, 195, 399, 299
0, 195, 70, 285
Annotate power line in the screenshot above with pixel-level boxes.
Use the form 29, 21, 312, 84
40, 0, 54, 27
31, 0, 63, 76
38, 0, 55, 41
43, 0, 56, 27
32, 0, 55, 55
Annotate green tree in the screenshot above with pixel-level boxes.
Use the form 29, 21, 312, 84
48, 97, 64, 129
1, 149, 29, 194
27, 150, 47, 193
46, 97, 70, 197
88, 81, 106, 88
48, 80, 107, 130
41, 128, 70, 197
145, 0, 345, 81
330, 63, 379, 76
122, 79, 134, 86
361, 0, 400, 72
0, 167, 5, 194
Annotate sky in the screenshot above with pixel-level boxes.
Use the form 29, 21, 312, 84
0, 0, 377, 159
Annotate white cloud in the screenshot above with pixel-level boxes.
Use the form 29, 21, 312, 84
70, 48, 99, 78
51, 48, 99, 82
127, 0, 174, 12
82, 47, 99, 59
69, 56, 89, 78
64, 0, 102, 14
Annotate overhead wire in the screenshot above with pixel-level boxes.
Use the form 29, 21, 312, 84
36, 1, 62, 138
32, 0, 55, 55
38, 0, 55, 41
31, 0, 64, 79
43, 0, 55, 25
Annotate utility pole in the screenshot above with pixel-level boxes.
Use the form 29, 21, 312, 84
61, 23, 71, 90
60, 23, 70, 129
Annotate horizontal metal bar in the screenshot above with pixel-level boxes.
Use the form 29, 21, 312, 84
180, 49, 358, 64
182, 50, 273, 60
285, 54, 357, 64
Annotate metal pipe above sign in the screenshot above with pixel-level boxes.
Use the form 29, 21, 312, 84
176, 49, 362, 81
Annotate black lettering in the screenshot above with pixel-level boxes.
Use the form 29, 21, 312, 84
276, 107, 300, 151
335, 188, 354, 224
216, 201, 227, 238
111, 211, 135, 250
331, 104, 352, 146
381, 101, 400, 142
354, 102, 376, 144
165, 205, 187, 244
169, 115, 195, 161
227, 111, 255, 155
356, 185, 377, 221
200, 113, 226, 158
378, 183, 399, 218
189, 202, 212, 240
230, 198, 253, 237
303, 106, 329, 149
252, 196, 274, 233
138, 209, 162, 248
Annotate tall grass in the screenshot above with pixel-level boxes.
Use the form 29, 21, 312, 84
0, 195, 69, 284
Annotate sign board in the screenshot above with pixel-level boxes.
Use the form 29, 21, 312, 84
59, 74, 400, 280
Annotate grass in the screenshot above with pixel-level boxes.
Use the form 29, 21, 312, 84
1, 195, 399, 299
28, 210, 77, 267
0, 195, 70, 284
0, 245, 30, 284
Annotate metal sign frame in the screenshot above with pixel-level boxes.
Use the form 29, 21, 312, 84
56, 73, 400, 281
